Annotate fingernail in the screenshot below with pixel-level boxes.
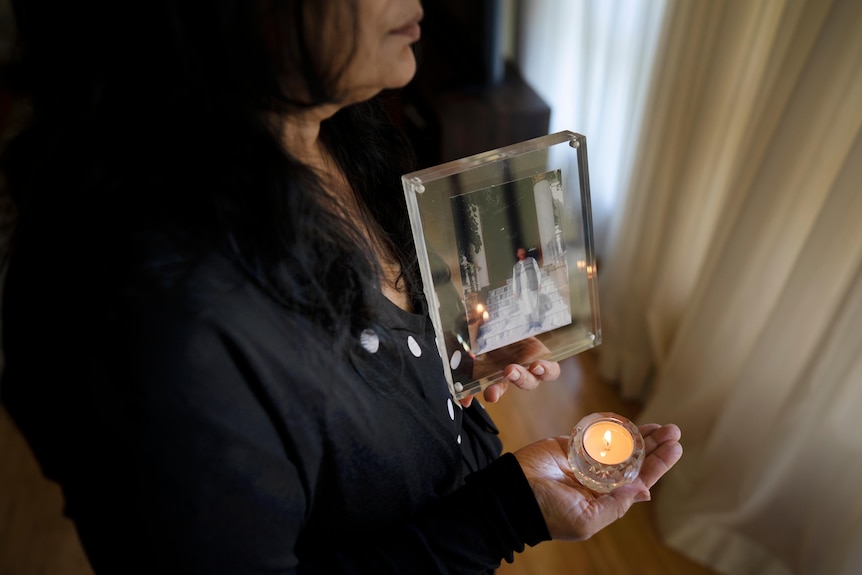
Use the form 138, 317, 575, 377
508, 369, 521, 381
530, 365, 545, 376
634, 490, 651, 503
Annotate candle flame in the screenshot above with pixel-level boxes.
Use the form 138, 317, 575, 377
602, 429, 612, 450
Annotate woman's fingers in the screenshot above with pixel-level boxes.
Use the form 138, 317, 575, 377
638, 423, 662, 437
503, 360, 561, 388
637, 428, 683, 490
529, 359, 561, 381
641, 423, 682, 455
481, 381, 508, 403
479, 360, 562, 403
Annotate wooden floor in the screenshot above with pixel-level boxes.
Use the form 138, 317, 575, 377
0, 406, 94, 575
0, 350, 716, 574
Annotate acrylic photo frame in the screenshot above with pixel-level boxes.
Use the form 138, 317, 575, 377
402, 131, 601, 400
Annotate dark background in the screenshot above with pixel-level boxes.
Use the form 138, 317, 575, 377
384, 0, 550, 169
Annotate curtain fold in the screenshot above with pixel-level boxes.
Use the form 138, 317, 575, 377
521, 0, 862, 572
644, 126, 862, 575
593, 0, 862, 572
597, 0, 843, 399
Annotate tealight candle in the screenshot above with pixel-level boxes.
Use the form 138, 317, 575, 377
568, 412, 645, 493
582, 420, 634, 464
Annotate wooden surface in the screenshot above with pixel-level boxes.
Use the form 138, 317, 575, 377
0, 407, 94, 575
0, 350, 715, 574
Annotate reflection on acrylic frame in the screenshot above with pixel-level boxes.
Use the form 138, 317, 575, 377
402, 131, 601, 400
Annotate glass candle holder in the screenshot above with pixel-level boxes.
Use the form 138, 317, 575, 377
568, 412, 645, 493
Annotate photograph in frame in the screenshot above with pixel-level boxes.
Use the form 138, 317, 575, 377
451, 169, 572, 356
402, 131, 601, 400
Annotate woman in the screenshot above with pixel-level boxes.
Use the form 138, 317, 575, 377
0, 0, 682, 573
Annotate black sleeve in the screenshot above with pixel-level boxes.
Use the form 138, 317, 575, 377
322, 453, 551, 574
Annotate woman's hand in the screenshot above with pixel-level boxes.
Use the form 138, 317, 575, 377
459, 337, 560, 407
487, 359, 561, 401
458, 359, 560, 407
514, 423, 683, 541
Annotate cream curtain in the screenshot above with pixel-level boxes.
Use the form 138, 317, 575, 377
521, 0, 862, 572
547, 0, 862, 572
631, 0, 862, 573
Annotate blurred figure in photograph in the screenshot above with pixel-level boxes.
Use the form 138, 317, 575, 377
512, 247, 542, 331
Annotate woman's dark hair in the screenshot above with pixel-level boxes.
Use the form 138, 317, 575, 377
2, 0, 419, 347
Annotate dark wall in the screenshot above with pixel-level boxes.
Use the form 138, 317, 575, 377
414, 0, 505, 91
387, 1, 550, 169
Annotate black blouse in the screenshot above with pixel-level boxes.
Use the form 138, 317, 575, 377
2, 248, 550, 574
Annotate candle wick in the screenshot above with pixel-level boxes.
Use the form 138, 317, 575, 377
602, 429, 612, 450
